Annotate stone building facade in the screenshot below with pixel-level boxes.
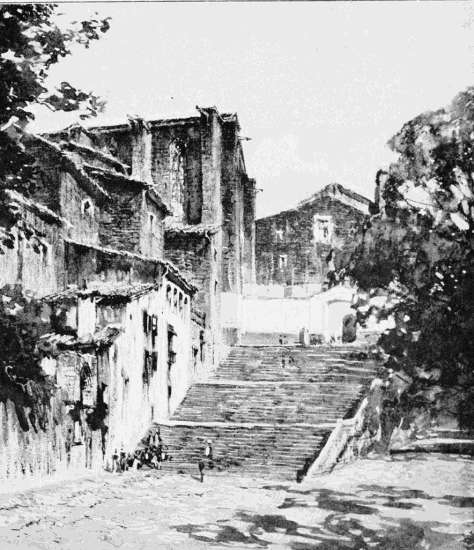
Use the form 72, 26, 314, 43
88, 107, 257, 348
255, 183, 371, 294
0, 105, 256, 482
0, 126, 198, 481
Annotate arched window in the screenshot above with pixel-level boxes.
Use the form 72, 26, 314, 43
168, 140, 185, 221
81, 199, 94, 217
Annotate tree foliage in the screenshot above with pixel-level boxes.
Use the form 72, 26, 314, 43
0, 284, 52, 430
0, 5, 110, 429
0, 4, 110, 195
351, 87, 474, 430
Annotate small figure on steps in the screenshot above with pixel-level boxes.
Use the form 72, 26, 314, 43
205, 439, 214, 469
112, 448, 119, 472
198, 459, 205, 482
205, 440, 213, 461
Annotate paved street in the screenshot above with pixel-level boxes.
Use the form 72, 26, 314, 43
0, 453, 472, 549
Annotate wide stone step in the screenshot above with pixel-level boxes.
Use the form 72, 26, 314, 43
140, 344, 380, 480
172, 382, 366, 424
153, 423, 331, 479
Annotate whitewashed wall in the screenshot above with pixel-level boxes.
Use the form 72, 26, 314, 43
239, 285, 356, 339
241, 296, 311, 334
103, 280, 192, 460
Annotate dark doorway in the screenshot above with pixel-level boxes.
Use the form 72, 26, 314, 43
342, 314, 357, 343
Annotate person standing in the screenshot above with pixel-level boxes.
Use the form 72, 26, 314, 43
198, 459, 205, 482
205, 440, 213, 461
205, 439, 214, 470
112, 449, 119, 473
65, 428, 73, 466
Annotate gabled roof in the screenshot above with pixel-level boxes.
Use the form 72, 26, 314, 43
257, 183, 372, 221
61, 140, 129, 174
298, 183, 371, 209
25, 134, 110, 202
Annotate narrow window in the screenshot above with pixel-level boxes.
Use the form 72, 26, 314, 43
313, 215, 333, 244
278, 254, 288, 270
173, 288, 178, 310
81, 199, 94, 217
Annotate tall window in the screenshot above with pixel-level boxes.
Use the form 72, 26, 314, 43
169, 140, 185, 221
313, 215, 333, 244
278, 254, 288, 270
81, 199, 94, 218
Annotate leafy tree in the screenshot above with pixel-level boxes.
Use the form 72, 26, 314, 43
351, 87, 474, 431
0, 4, 110, 196
0, 5, 110, 430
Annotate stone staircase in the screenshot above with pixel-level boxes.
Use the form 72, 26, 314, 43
151, 345, 380, 480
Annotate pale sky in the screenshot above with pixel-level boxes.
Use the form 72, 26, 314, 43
31, 2, 474, 218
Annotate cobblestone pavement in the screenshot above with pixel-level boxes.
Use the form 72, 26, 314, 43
0, 453, 473, 549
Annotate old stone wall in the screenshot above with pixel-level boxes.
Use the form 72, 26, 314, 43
97, 182, 164, 258
255, 194, 367, 286
164, 233, 211, 314
63, 241, 161, 289
139, 194, 165, 258
150, 120, 203, 224
221, 120, 245, 293
0, 282, 193, 483
98, 184, 143, 254
26, 140, 62, 212
60, 172, 100, 246
90, 111, 255, 301
0, 207, 64, 296
164, 230, 221, 368
200, 111, 223, 226
0, 384, 105, 484
98, 129, 134, 169
243, 177, 256, 284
